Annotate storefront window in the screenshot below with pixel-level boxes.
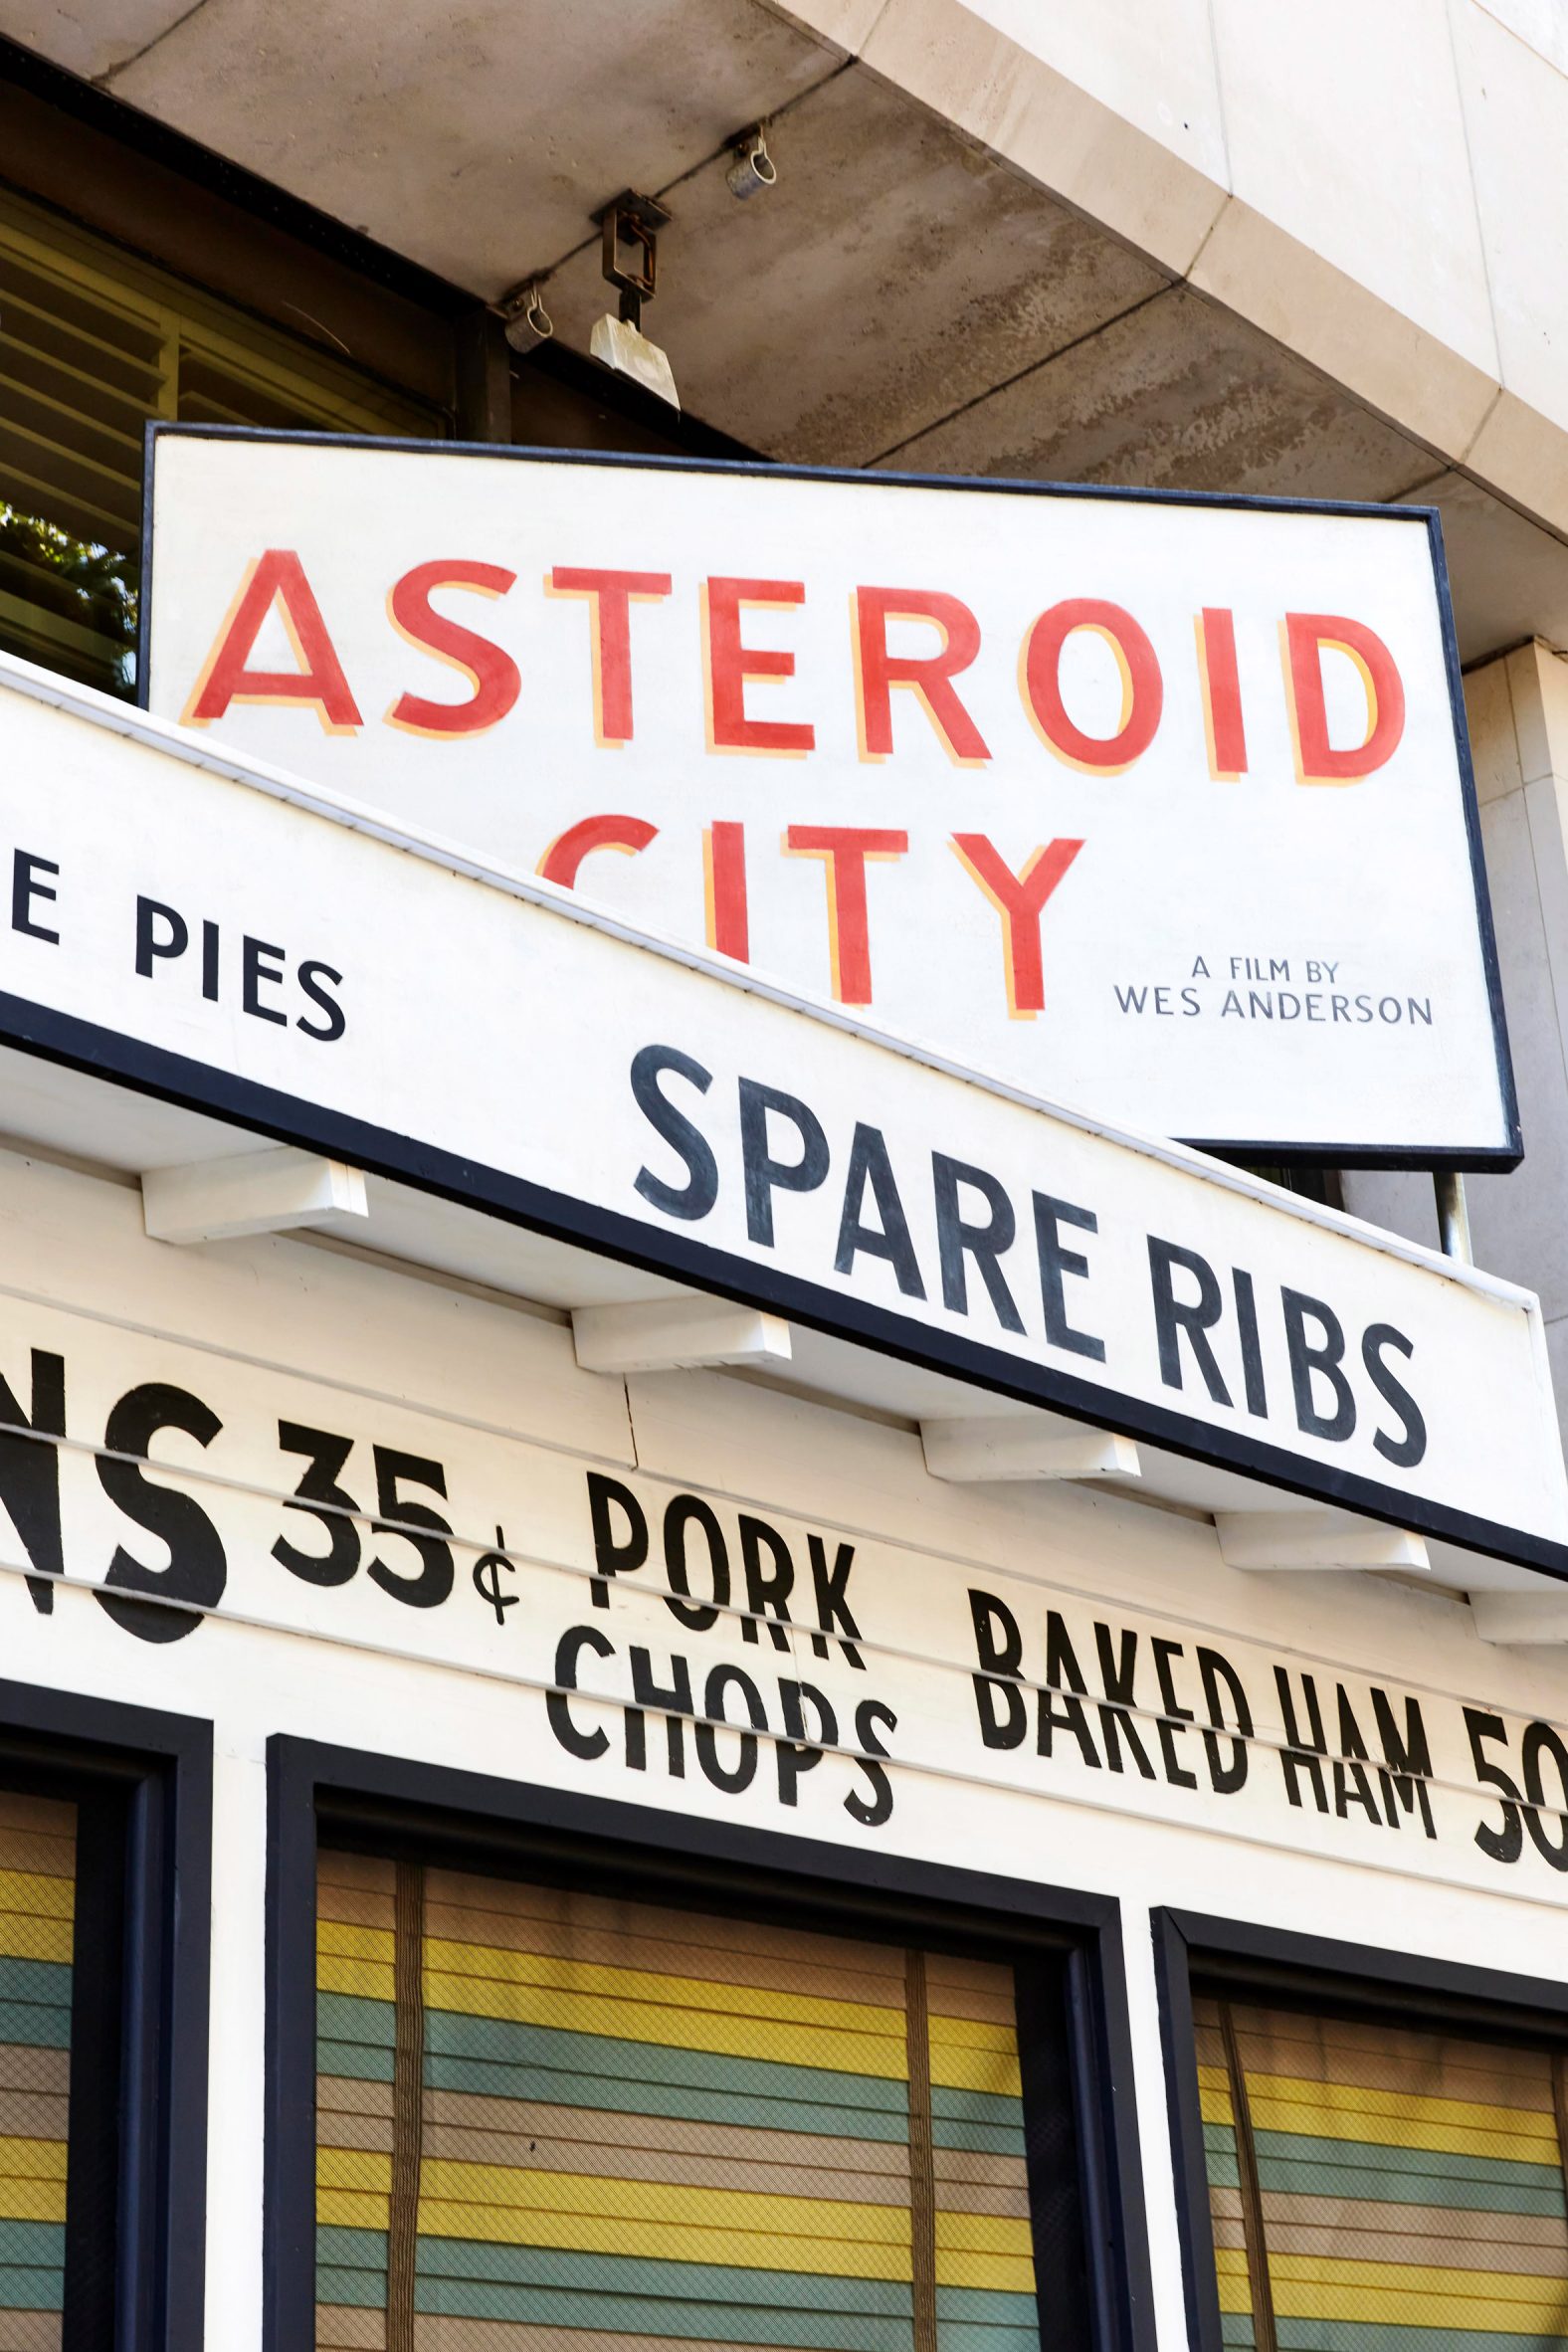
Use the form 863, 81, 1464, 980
1196, 1991, 1568, 2348
0, 1786, 75, 2339
315, 1848, 1042, 2350
0, 188, 440, 699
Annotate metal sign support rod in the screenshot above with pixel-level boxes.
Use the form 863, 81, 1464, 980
1435, 1169, 1474, 1265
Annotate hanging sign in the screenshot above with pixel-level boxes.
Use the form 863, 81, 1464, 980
0, 659, 1561, 1574
140, 427, 1517, 1169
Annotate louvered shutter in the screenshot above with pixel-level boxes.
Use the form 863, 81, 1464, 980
316, 1850, 1042, 2352
1197, 1992, 1568, 2350
0, 1789, 75, 2346
0, 189, 441, 698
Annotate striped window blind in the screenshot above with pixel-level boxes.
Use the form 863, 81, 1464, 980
315, 1850, 1042, 2352
0, 187, 440, 698
0, 1789, 75, 2349
1197, 1992, 1568, 2351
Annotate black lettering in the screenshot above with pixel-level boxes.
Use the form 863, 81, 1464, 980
631, 1046, 717, 1222
1198, 1647, 1252, 1794
1281, 1289, 1355, 1442
807, 1533, 864, 1668
0, 1350, 65, 1616
627, 1647, 693, 1776
1038, 1612, 1101, 1769
834, 1123, 925, 1297
243, 935, 288, 1024
1147, 1237, 1232, 1406
273, 1422, 360, 1587
96, 1382, 226, 1643
1362, 1324, 1426, 1468
738, 1514, 793, 1652
365, 1448, 454, 1609
1093, 1623, 1156, 1779
201, 919, 220, 1002
1369, 1688, 1437, 1838
932, 1156, 1024, 1333
296, 960, 346, 1042
1233, 1269, 1268, 1418
662, 1494, 728, 1632
1274, 1666, 1329, 1812
777, 1679, 836, 1807
548, 1625, 614, 1759
1332, 1687, 1383, 1825
1522, 1721, 1568, 1870
586, 1472, 648, 1608
739, 1078, 830, 1246
1151, 1637, 1198, 1789
11, 852, 58, 944
134, 897, 187, 977
847, 1699, 896, 1828
968, 1588, 1026, 1748
694, 1664, 766, 1794
1033, 1194, 1104, 1362
1465, 1706, 1523, 1864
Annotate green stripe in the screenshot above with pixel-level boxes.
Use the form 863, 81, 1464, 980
317, 2039, 394, 2086
415, 2238, 915, 2316
413, 2270, 916, 2349
934, 2288, 1040, 2325
423, 2006, 911, 2120
935, 2327, 1044, 2352
317, 1992, 394, 2051
421, 2052, 911, 2141
0, 2224, 63, 2268
0, 1958, 72, 2009
317, 2265, 387, 2311
0, 2265, 64, 2311
1275, 2325, 1568, 2352
1254, 2130, 1568, 2207
0, 1999, 70, 2050
1221, 2320, 1258, 2349
318, 2226, 388, 2272
930, 2085, 1026, 2132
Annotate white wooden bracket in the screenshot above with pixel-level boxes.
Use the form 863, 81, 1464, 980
1470, 1590, 1568, 1646
572, 1297, 792, 1375
921, 1418, 1140, 1483
142, 1146, 368, 1245
1216, 1509, 1429, 1573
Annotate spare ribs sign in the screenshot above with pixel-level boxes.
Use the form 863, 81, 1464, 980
140, 430, 1516, 1169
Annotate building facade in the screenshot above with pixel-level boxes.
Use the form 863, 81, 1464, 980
0, 8, 1566, 2350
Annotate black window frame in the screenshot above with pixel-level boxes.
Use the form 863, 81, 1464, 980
1153, 1904, 1568, 2352
269, 1734, 1157, 2352
0, 1674, 211, 2349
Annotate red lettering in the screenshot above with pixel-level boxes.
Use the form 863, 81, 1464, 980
950, 835, 1084, 1016
549, 567, 673, 746
1021, 598, 1162, 772
182, 549, 361, 731
854, 587, 990, 764
1283, 612, 1406, 784
538, 815, 658, 887
386, 560, 519, 736
703, 579, 814, 754
1195, 607, 1248, 779
704, 822, 749, 962
785, 826, 907, 1005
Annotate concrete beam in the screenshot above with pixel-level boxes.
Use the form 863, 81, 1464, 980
1216, 1510, 1429, 1573
572, 1297, 792, 1376
921, 1418, 1140, 1483
142, 1147, 368, 1245
1470, 1590, 1568, 1646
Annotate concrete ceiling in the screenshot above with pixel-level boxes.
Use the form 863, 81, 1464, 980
4, 0, 1567, 659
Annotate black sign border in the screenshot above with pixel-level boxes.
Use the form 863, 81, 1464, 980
138, 422, 1521, 1174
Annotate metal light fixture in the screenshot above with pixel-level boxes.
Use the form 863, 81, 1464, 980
726, 125, 777, 201
589, 189, 680, 409
497, 281, 554, 354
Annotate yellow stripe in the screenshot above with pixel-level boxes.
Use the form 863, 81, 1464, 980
415, 2196, 911, 2282
933, 2248, 1037, 2295
1270, 2271, 1568, 2331
0, 2176, 66, 2225
0, 2136, 67, 2183
424, 1937, 905, 2043
0, 1911, 72, 1967
416, 2159, 911, 2247
318, 2188, 390, 2233
927, 2013, 1020, 2058
1244, 2068, 1560, 2151
317, 1951, 396, 2005
933, 2209, 1034, 2257
317, 2148, 390, 2195
318, 1919, 394, 1969
421, 1967, 909, 2080
929, 2040, 1022, 2099
1269, 2252, 1568, 2306
0, 1868, 74, 1922
1246, 2086, 1558, 2164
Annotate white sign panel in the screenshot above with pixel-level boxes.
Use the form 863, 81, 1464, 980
142, 428, 1517, 1168
4, 1284, 1566, 1898
0, 659, 1561, 1573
